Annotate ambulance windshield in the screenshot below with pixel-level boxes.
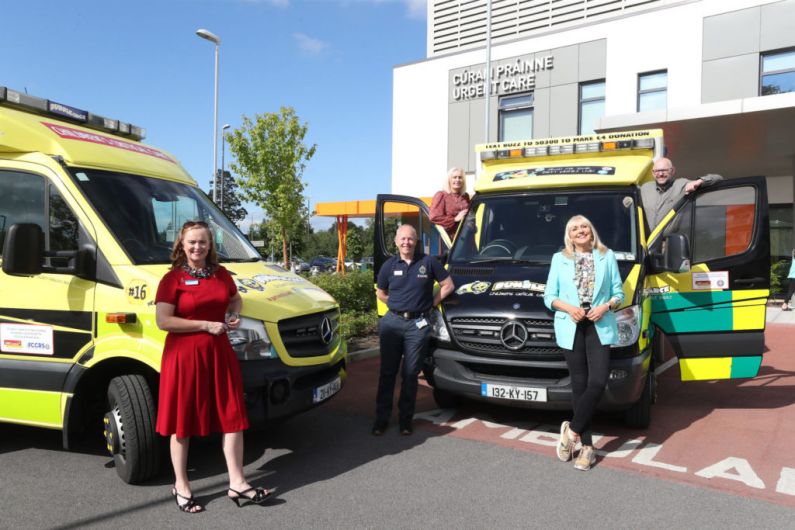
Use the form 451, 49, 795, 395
449, 190, 638, 264
70, 168, 261, 265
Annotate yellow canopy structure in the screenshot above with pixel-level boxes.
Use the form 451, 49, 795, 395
313, 198, 432, 273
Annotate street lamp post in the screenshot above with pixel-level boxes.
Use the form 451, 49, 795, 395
195, 28, 221, 204
220, 123, 231, 212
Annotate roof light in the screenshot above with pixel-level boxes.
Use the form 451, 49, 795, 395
548, 144, 574, 155
88, 113, 119, 131
0, 85, 146, 140
3, 88, 48, 112
575, 142, 600, 153
524, 146, 548, 157
480, 133, 656, 161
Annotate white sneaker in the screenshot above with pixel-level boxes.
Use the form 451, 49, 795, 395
556, 421, 575, 462
574, 446, 596, 471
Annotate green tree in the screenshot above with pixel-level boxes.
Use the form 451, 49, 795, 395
207, 170, 248, 225
346, 224, 365, 262
227, 108, 316, 269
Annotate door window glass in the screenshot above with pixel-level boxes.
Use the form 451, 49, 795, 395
379, 200, 445, 257
0, 170, 82, 268
48, 185, 80, 268
692, 187, 755, 262
0, 171, 46, 256
664, 187, 756, 263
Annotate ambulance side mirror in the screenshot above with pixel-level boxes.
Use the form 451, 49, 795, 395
650, 233, 691, 274
1, 222, 95, 279
2, 223, 44, 276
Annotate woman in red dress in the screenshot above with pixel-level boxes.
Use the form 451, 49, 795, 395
429, 167, 470, 240
155, 221, 271, 513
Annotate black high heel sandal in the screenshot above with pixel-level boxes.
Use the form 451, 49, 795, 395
171, 487, 204, 514
228, 486, 272, 507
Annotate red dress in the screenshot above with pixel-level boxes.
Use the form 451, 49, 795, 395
155, 266, 249, 438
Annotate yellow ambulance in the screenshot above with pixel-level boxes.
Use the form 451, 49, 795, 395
0, 86, 347, 483
375, 129, 770, 428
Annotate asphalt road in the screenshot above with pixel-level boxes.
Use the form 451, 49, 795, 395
1, 360, 792, 529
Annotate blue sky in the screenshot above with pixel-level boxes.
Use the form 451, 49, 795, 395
3, 0, 426, 230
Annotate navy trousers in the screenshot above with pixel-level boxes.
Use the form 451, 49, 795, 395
375, 311, 431, 425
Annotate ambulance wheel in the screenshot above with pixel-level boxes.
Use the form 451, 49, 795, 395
104, 375, 160, 484
432, 387, 460, 409
623, 369, 653, 429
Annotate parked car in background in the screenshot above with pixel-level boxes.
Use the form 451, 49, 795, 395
310, 256, 337, 275
291, 258, 310, 274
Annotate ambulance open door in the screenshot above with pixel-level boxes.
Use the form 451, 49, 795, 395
645, 177, 770, 381
374, 194, 451, 316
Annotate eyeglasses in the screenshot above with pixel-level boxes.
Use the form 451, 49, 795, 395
652, 168, 672, 174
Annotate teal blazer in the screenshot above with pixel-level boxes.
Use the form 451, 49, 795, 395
543, 249, 624, 350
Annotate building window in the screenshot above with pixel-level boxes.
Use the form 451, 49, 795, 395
579, 81, 605, 135
761, 49, 795, 95
498, 93, 533, 142
638, 70, 667, 112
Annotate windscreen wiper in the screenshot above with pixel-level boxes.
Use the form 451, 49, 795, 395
469, 257, 548, 265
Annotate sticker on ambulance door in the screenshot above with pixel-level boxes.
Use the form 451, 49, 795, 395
692, 271, 729, 290
0, 323, 55, 355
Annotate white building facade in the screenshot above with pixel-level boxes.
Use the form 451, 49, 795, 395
392, 0, 795, 259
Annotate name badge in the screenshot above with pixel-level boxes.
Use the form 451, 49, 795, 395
185, 279, 199, 286
393, 270, 403, 276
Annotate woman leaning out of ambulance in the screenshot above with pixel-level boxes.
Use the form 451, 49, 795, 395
543, 215, 624, 471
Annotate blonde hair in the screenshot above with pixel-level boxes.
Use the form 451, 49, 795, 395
443, 167, 467, 195
562, 215, 607, 258
170, 220, 219, 269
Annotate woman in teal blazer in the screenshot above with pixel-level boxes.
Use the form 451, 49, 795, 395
543, 215, 624, 471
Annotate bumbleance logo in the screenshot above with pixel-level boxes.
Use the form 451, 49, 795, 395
456, 281, 491, 295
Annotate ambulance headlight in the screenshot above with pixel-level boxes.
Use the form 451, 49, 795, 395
227, 316, 277, 360
430, 308, 451, 342
612, 305, 640, 348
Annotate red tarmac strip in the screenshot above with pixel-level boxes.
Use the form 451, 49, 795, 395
332, 323, 795, 507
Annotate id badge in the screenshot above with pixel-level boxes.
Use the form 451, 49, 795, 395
185, 279, 199, 286
416, 318, 428, 329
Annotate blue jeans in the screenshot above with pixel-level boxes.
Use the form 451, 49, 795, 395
375, 311, 431, 425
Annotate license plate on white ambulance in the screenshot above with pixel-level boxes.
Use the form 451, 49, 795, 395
481, 383, 547, 402
313, 376, 342, 403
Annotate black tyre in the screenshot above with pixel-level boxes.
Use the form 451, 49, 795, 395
104, 375, 160, 484
432, 387, 461, 409
623, 369, 654, 429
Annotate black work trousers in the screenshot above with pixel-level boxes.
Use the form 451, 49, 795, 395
374, 311, 431, 426
562, 319, 610, 446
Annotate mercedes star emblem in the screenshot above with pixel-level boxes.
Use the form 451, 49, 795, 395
319, 316, 334, 345
500, 320, 528, 351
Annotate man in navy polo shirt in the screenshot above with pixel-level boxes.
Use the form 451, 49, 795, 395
373, 224, 454, 436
